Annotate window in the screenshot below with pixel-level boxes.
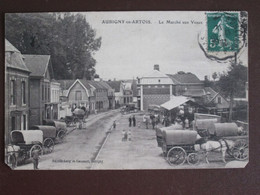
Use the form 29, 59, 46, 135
75, 91, 82, 100
10, 80, 15, 105
42, 84, 44, 100
11, 116, 16, 131
48, 86, 50, 101
22, 81, 26, 104
23, 115, 27, 130
217, 97, 222, 104
45, 85, 48, 101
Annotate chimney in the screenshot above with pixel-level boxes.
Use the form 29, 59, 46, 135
154, 64, 160, 71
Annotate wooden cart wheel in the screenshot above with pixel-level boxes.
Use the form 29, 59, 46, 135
232, 139, 249, 161
56, 130, 66, 143
167, 146, 187, 166
43, 138, 54, 154
187, 153, 200, 165
30, 144, 43, 158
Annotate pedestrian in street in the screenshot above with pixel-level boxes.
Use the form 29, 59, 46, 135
113, 120, 116, 129
152, 118, 156, 129
132, 115, 136, 127
128, 129, 132, 141
185, 118, 189, 129
129, 116, 132, 127
32, 149, 40, 170
145, 116, 149, 129
122, 130, 128, 141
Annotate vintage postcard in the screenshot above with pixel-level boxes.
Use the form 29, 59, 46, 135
4, 11, 248, 170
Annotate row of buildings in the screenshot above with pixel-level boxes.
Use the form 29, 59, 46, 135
5, 39, 138, 143
6, 38, 240, 142
137, 64, 231, 113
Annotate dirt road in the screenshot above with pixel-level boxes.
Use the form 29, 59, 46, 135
15, 110, 121, 170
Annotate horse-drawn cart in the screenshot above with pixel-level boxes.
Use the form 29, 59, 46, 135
32, 123, 66, 145
63, 108, 88, 128
30, 126, 59, 154
208, 122, 249, 161
162, 130, 198, 165
6, 130, 43, 167
159, 113, 248, 166
42, 120, 67, 141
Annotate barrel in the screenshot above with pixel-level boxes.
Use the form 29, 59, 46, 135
209, 123, 238, 137
195, 119, 218, 130
162, 130, 198, 145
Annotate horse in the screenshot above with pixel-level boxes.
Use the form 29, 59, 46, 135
197, 138, 235, 164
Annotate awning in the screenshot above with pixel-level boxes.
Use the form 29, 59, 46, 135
160, 96, 192, 110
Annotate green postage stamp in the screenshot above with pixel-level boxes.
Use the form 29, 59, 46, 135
207, 12, 239, 52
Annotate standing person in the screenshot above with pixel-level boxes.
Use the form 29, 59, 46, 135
113, 120, 116, 129
129, 116, 132, 127
145, 115, 149, 129
132, 115, 136, 127
162, 115, 165, 125
165, 116, 170, 127
32, 149, 40, 170
185, 118, 189, 129
152, 118, 156, 129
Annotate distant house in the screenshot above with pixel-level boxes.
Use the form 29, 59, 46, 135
98, 81, 115, 109
50, 80, 61, 120
122, 79, 138, 107
5, 39, 31, 143
23, 54, 53, 126
58, 79, 95, 113
106, 81, 124, 108
87, 81, 110, 111
167, 71, 204, 96
203, 87, 230, 115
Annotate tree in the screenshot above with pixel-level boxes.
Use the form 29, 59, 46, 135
217, 61, 248, 121
5, 13, 101, 80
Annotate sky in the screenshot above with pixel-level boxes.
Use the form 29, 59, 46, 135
80, 11, 247, 81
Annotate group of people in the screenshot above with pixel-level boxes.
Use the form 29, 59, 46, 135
128, 115, 136, 127
143, 113, 160, 129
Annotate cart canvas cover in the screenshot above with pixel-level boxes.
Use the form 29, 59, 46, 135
11, 130, 43, 145
31, 126, 56, 138
163, 130, 198, 145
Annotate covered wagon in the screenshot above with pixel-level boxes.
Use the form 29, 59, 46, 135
43, 119, 67, 131
193, 113, 221, 137
6, 130, 43, 166
42, 120, 67, 141
156, 124, 183, 147
30, 125, 59, 153
208, 122, 249, 161
162, 130, 198, 165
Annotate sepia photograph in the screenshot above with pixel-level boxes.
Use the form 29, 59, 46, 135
4, 11, 248, 170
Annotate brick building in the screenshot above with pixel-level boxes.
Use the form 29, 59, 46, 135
138, 65, 205, 111
23, 54, 53, 127
87, 80, 111, 111
139, 65, 174, 110
5, 39, 30, 143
